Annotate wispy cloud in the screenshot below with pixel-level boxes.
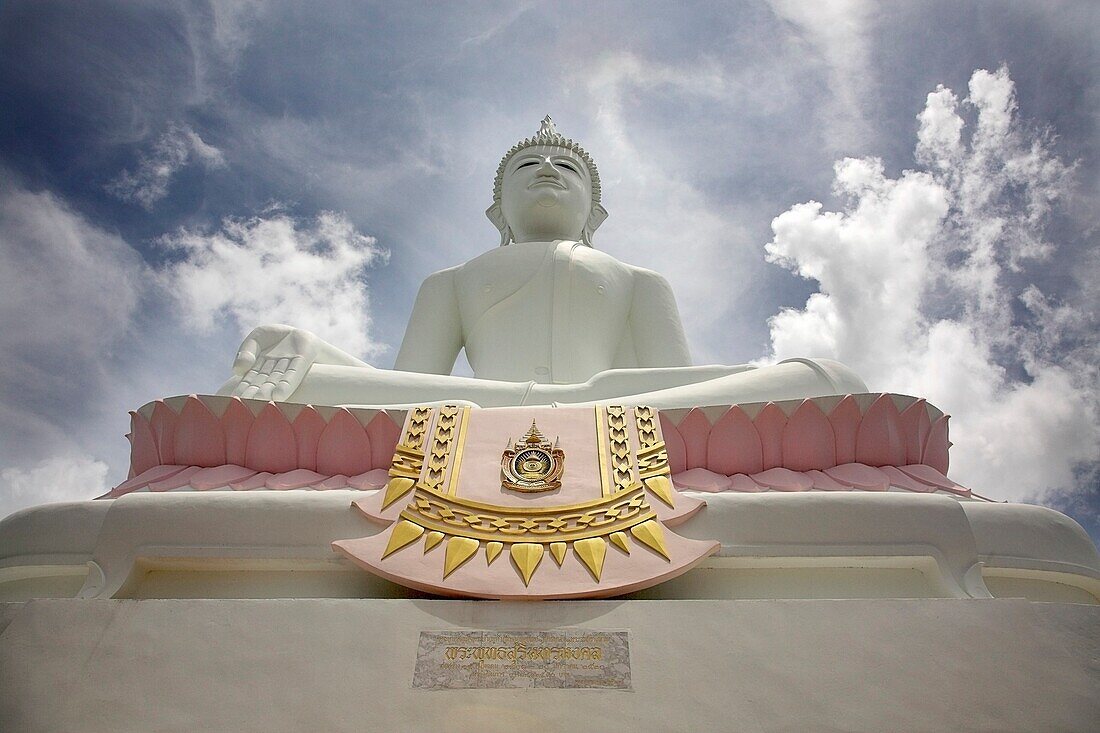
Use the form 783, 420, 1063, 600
577, 53, 754, 360
0, 180, 146, 516
107, 123, 226, 208
763, 67, 1097, 503
0, 181, 143, 386
767, 0, 877, 153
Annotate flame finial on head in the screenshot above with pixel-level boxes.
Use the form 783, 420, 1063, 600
538, 115, 556, 137
487, 116, 608, 247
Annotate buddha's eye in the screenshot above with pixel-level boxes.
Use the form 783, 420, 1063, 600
515, 161, 539, 170
556, 161, 579, 174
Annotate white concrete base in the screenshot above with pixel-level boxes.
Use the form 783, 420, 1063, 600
3, 492, 1098, 604
1, 597, 1097, 732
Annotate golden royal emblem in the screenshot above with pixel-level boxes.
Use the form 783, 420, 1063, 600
500, 420, 565, 493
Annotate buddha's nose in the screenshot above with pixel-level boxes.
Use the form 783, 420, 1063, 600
536, 157, 561, 176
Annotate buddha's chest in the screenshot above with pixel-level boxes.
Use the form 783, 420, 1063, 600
454, 242, 635, 382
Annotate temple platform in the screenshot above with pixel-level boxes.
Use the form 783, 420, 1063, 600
1, 491, 1097, 604
2, 491, 1099, 731
1, 596, 1097, 732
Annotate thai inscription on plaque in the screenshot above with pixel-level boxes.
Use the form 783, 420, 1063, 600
412, 630, 630, 690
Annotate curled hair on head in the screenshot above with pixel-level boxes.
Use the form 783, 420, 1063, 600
486, 116, 608, 247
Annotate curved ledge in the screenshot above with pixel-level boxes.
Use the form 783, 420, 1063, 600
2, 492, 1096, 603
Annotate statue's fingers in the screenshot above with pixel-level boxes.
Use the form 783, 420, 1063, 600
256, 381, 275, 401
232, 337, 260, 375
241, 366, 264, 385
282, 356, 306, 381
274, 357, 290, 374
272, 379, 296, 401
239, 383, 262, 400
260, 358, 277, 375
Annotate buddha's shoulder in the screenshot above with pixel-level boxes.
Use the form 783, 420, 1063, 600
442, 242, 658, 282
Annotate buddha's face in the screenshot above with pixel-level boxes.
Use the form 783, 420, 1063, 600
501, 144, 592, 243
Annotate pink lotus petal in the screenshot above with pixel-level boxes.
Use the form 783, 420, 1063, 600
782, 400, 836, 471
230, 472, 273, 491
923, 415, 951, 474
823, 462, 889, 491
129, 411, 159, 476
856, 394, 906, 467
174, 396, 226, 467
879, 465, 935, 493
750, 467, 813, 492
897, 464, 969, 496
109, 465, 188, 497
245, 403, 298, 473
677, 408, 711, 470
317, 474, 350, 490
347, 468, 390, 490
221, 398, 254, 467
707, 406, 762, 476
728, 474, 766, 493
367, 412, 402, 471
317, 408, 373, 476
659, 411, 687, 474
149, 400, 178, 465
266, 468, 326, 490
806, 469, 849, 491
149, 466, 202, 492
828, 395, 861, 465
898, 399, 931, 466
189, 464, 257, 491
671, 468, 732, 493
292, 407, 326, 472
753, 403, 787, 471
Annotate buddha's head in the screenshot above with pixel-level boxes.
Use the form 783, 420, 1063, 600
487, 116, 608, 246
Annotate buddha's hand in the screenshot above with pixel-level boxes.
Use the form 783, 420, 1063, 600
227, 325, 319, 401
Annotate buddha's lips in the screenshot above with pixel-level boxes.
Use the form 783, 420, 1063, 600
529, 178, 565, 190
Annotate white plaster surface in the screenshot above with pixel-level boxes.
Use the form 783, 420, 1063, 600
2, 492, 1098, 603
0, 597, 1097, 732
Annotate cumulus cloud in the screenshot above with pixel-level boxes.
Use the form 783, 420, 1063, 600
763, 67, 1097, 503
107, 123, 226, 208
159, 210, 389, 359
0, 454, 110, 517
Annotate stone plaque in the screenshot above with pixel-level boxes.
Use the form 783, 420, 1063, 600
412, 630, 630, 690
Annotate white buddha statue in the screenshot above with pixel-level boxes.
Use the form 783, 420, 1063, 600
218, 117, 866, 409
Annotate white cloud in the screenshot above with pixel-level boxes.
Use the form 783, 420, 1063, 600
107, 123, 226, 208
763, 67, 1098, 502
0, 454, 110, 517
159, 210, 389, 359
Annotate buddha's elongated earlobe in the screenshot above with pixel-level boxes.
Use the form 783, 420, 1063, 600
485, 203, 513, 246
581, 203, 608, 247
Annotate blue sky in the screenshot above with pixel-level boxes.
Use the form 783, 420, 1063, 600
1, 1, 1097, 539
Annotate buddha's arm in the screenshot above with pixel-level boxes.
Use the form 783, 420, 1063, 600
627, 268, 693, 368
393, 268, 463, 375
218, 324, 370, 401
